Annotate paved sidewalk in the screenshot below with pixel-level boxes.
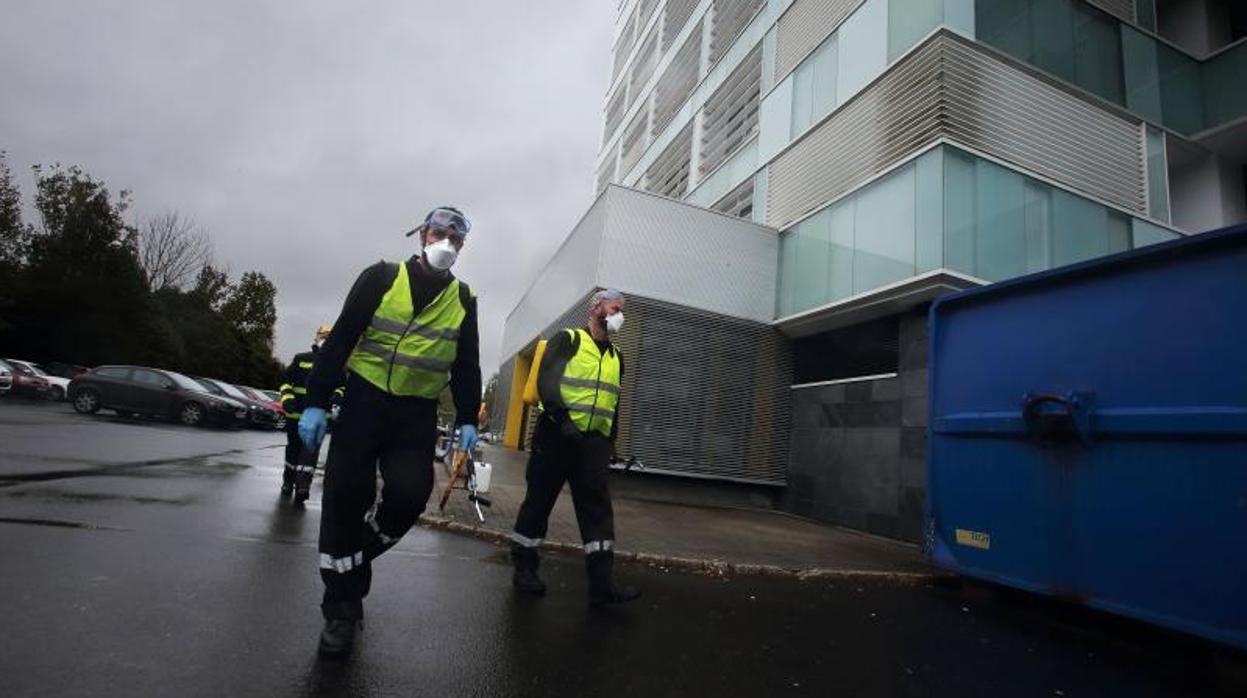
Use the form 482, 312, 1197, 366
420, 444, 938, 581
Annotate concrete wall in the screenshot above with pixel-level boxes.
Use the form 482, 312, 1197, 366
780, 310, 928, 542
1170, 150, 1247, 232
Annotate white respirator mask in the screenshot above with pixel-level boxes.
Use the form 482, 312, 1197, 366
605, 311, 625, 334
423, 238, 459, 271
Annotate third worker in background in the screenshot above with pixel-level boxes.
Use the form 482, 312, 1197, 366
298, 206, 481, 658
279, 324, 339, 503
510, 289, 640, 607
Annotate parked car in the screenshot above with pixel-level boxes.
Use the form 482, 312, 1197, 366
2, 358, 51, 399
0, 359, 13, 395
193, 377, 282, 430
68, 366, 247, 427
5, 359, 71, 401
235, 385, 287, 430
43, 362, 91, 380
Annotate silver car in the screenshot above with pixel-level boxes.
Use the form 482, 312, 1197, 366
0, 359, 13, 395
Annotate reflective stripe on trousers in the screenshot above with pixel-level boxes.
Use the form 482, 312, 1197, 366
319, 551, 364, 573
511, 531, 544, 548
583, 540, 614, 554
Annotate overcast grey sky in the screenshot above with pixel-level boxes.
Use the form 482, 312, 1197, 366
0, 1, 615, 378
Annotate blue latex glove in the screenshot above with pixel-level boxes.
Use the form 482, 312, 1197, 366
458, 424, 478, 452
299, 407, 328, 450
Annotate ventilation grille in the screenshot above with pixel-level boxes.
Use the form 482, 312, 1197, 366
663, 0, 700, 51
713, 176, 755, 218
774, 0, 862, 83
709, 0, 765, 65
653, 20, 702, 137
700, 45, 761, 178
766, 34, 1146, 227
645, 123, 694, 199
1086, 0, 1135, 22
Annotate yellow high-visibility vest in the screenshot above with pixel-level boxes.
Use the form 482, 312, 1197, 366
346, 262, 468, 398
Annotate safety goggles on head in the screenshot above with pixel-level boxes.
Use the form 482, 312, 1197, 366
406, 207, 470, 239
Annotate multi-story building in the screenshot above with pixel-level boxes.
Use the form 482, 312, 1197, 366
497, 0, 1247, 542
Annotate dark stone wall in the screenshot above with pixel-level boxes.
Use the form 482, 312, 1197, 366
780, 309, 929, 542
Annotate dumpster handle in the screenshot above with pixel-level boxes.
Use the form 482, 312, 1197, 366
1021, 392, 1094, 445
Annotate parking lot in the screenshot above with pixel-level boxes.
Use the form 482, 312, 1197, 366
1, 399, 1242, 697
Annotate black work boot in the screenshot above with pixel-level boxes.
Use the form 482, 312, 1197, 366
511, 544, 547, 596
280, 466, 295, 496
317, 618, 360, 658
294, 471, 313, 504
586, 551, 640, 608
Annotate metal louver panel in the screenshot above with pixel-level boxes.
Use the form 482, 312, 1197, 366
615, 295, 791, 484
1086, 0, 1135, 22
709, 0, 764, 65
940, 39, 1146, 214
700, 46, 761, 178
597, 149, 617, 195
604, 88, 627, 146
713, 177, 754, 218
662, 0, 700, 51
619, 110, 650, 179
637, 0, 661, 35
653, 20, 702, 137
645, 123, 693, 198
612, 7, 639, 81
629, 29, 661, 99
766, 33, 1146, 228
774, 0, 862, 83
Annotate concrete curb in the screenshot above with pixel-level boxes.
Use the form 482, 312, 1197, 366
419, 514, 947, 584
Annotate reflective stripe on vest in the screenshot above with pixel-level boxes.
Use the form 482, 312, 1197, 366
345, 262, 468, 398
551, 328, 621, 437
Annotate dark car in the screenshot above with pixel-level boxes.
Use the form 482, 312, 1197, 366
236, 385, 287, 430
2, 358, 51, 398
68, 366, 247, 427
193, 377, 282, 430
43, 362, 91, 380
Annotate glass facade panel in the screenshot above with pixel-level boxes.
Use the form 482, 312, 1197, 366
853, 163, 916, 293
1145, 126, 1169, 222
1203, 41, 1247, 127
795, 208, 832, 313
837, 0, 887, 105
915, 148, 944, 272
1156, 42, 1204, 135
1131, 217, 1179, 248
775, 147, 1184, 319
1122, 27, 1164, 123
1052, 189, 1109, 266
889, 0, 943, 61
973, 159, 1027, 282
810, 36, 838, 125
791, 61, 814, 135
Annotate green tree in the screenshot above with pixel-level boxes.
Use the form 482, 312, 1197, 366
7, 164, 164, 365
482, 372, 499, 431
0, 152, 32, 333
222, 271, 277, 347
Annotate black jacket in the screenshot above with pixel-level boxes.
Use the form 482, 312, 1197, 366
306, 256, 481, 426
537, 326, 624, 440
279, 346, 318, 418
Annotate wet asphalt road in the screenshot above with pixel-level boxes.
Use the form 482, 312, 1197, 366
0, 400, 1242, 697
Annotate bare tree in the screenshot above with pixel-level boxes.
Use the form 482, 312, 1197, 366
138, 211, 213, 291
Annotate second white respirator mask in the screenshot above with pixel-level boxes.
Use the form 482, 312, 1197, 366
424, 238, 458, 271
605, 311, 625, 334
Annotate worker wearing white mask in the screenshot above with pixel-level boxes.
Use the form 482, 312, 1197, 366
300, 205, 481, 657
510, 288, 640, 607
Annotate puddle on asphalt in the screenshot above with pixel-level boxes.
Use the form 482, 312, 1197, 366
0, 515, 129, 531
0, 489, 195, 506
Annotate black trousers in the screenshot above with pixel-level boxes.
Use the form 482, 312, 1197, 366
317, 374, 438, 620
512, 415, 615, 553
283, 422, 322, 485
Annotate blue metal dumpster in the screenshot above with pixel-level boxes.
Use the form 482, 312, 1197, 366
926, 223, 1247, 650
